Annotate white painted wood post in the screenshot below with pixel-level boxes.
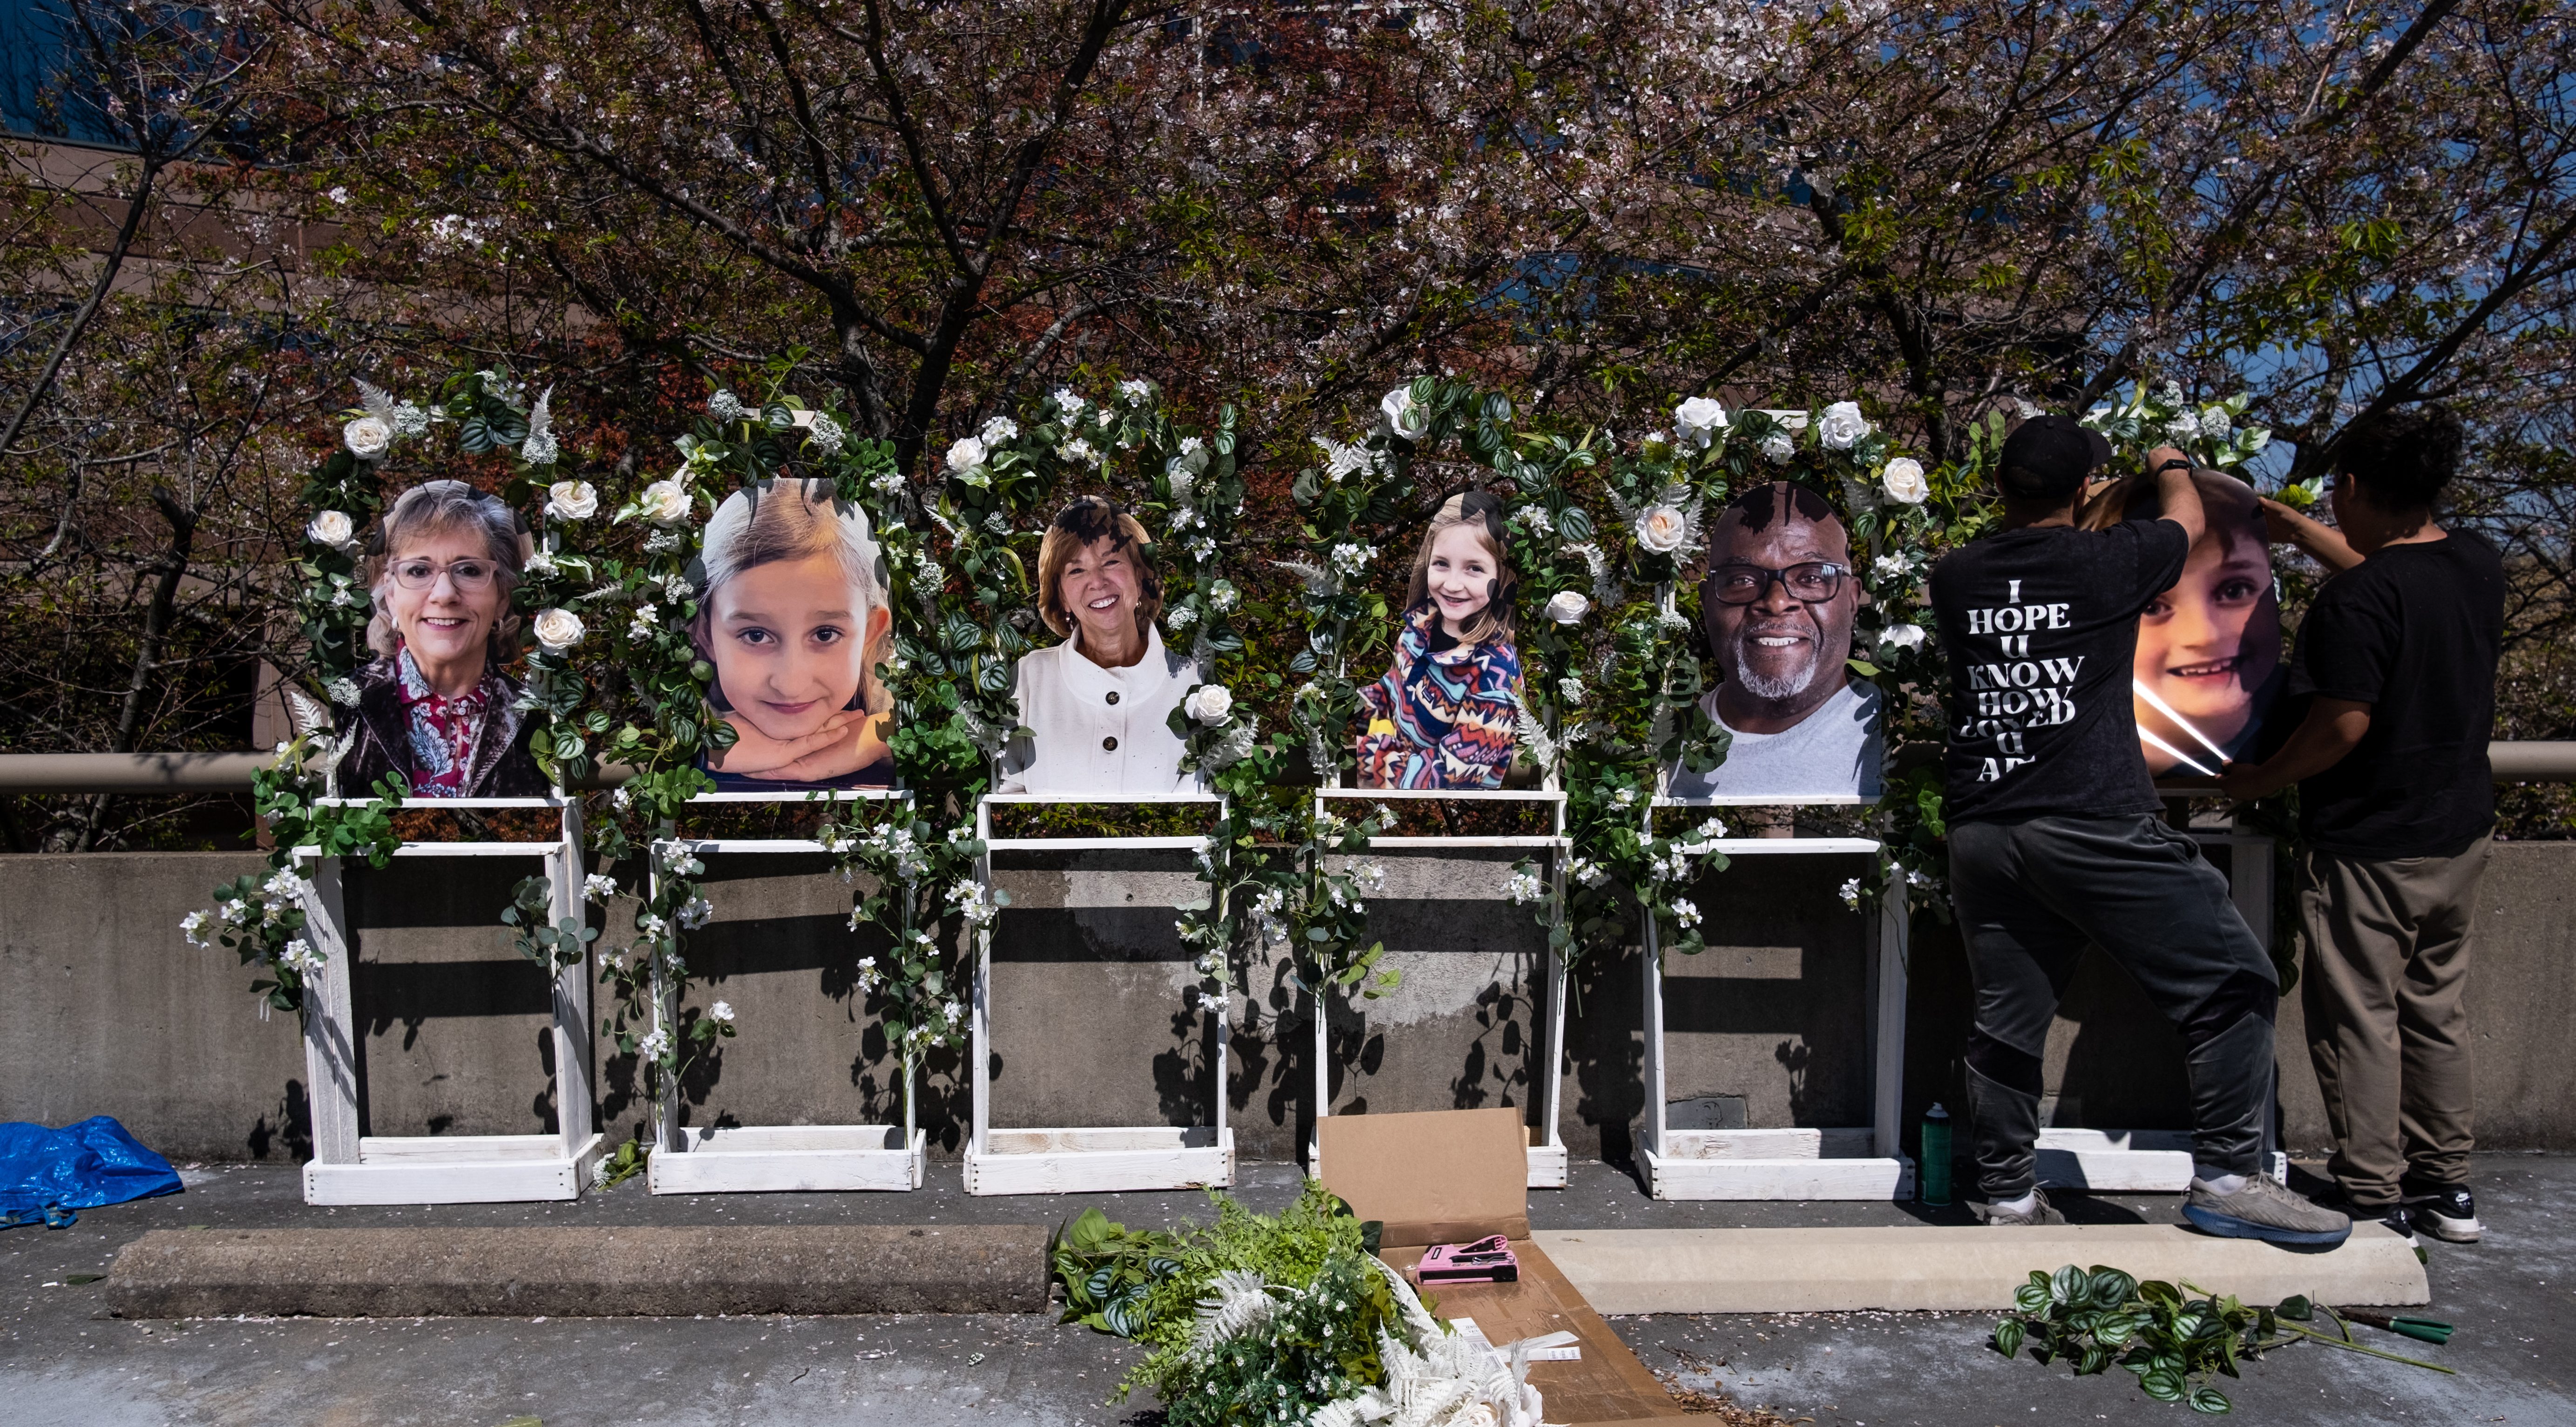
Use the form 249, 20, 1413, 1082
298, 855, 362, 1165
551, 803, 595, 1161
1639, 908, 1665, 1164
1871, 879, 1911, 1161
970, 797, 993, 1164
647, 840, 680, 1154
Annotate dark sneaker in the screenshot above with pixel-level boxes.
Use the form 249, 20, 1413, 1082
2403, 1185, 2484, 1244
1972, 1188, 2067, 1226
2372, 1206, 2420, 1248
2183, 1174, 2352, 1246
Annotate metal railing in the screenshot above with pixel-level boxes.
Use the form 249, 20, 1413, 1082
0, 744, 2572, 794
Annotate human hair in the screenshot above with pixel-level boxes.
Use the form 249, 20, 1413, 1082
1404, 490, 1518, 646
1035, 496, 1164, 640
2338, 405, 2464, 514
2080, 467, 2264, 558
695, 478, 893, 714
365, 478, 527, 663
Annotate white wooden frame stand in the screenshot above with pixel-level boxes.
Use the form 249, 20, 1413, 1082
645, 790, 926, 1194
1305, 785, 1572, 1190
295, 796, 605, 1204
2030, 826, 2287, 1192
964, 792, 1234, 1195
1637, 792, 1915, 1200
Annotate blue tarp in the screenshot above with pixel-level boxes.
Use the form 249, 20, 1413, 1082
0, 1116, 183, 1230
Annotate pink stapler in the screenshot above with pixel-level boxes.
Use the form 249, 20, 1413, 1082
1415, 1234, 1519, 1284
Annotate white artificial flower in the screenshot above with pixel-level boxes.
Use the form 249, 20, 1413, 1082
675, 896, 714, 930
798, 410, 845, 456
2200, 406, 2233, 439
628, 602, 660, 642
1379, 384, 1430, 441
1760, 431, 1795, 463
1880, 457, 1929, 505
1165, 603, 1198, 630
1185, 684, 1235, 725
1052, 387, 1085, 415
325, 676, 362, 707
1117, 378, 1156, 404
1545, 590, 1590, 624
637, 1025, 673, 1061
1838, 877, 1863, 910
870, 468, 906, 494
532, 608, 585, 653
1817, 401, 1871, 450
1518, 506, 1554, 538
1880, 622, 1927, 652
2158, 380, 2187, 407
1057, 437, 1099, 467
582, 873, 619, 903
1634, 504, 1690, 554
1558, 676, 1586, 706
524, 548, 558, 578
1329, 541, 1374, 576
1173, 435, 1209, 473
1674, 396, 1728, 447
180, 909, 212, 947
707, 1000, 735, 1024
2166, 411, 2202, 441
306, 509, 357, 549
636, 479, 691, 525
325, 185, 349, 204
1672, 898, 1702, 929
979, 415, 1018, 446
658, 571, 694, 600
1207, 579, 1239, 613
1505, 870, 1547, 905
1613, 786, 1638, 808
343, 415, 393, 460
1873, 553, 1911, 582
707, 390, 749, 421
944, 435, 987, 474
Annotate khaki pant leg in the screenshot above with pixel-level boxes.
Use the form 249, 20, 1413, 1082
2298, 848, 2408, 1209
2394, 839, 2489, 1190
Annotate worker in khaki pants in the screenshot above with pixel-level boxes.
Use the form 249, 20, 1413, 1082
2221, 406, 2501, 1247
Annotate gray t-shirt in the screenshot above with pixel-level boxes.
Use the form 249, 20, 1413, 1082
1667, 680, 1883, 800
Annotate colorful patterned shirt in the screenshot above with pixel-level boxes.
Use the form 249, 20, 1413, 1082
395, 647, 493, 798
1354, 602, 1524, 790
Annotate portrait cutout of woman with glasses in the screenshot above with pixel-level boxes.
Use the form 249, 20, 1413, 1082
338, 480, 550, 798
1665, 481, 1884, 801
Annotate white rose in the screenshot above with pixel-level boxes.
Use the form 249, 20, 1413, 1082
532, 608, 585, 653
637, 479, 691, 525
1379, 385, 1430, 441
1878, 622, 1926, 652
306, 509, 356, 549
1817, 400, 1871, 450
944, 436, 988, 474
343, 415, 393, 460
1634, 504, 1689, 554
2166, 411, 2202, 441
1673, 396, 1728, 447
1880, 457, 1929, 505
1184, 684, 1235, 725
1544, 590, 1591, 624
547, 480, 599, 520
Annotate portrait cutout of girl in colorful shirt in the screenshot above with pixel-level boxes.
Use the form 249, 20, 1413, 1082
1355, 490, 1525, 790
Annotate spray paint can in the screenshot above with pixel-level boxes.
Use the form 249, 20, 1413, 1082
1919, 1102, 1953, 1206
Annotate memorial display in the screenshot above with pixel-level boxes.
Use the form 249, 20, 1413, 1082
996, 495, 1200, 795
1354, 491, 1525, 791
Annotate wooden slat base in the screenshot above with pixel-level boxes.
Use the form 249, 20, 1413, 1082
303, 1133, 604, 1205
963, 1127, 1233, 1195
646, 1126, 924, 1194
1380, 1240, 1692, 1425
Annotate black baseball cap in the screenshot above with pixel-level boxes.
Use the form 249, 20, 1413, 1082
1998, 413, 2114, 499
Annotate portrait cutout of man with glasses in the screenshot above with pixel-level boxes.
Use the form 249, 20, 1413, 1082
1665, 481, 1884, 801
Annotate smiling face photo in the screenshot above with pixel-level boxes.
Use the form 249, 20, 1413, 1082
2129, 472, 2281, 773
691, 482, 895, 787
1423, 521, 1499, 634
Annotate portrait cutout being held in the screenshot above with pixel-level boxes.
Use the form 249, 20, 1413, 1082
1355, 491, 1525, 790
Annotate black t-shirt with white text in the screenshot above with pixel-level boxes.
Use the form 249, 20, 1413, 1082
2286, 533, 2503, 859
1931, 518, 2190, 825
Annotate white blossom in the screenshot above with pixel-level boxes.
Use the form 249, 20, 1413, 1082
1329, 542, 1375, 577
797, 409, 846, 456
325, 677, 362, 708
532, 608, 585, 653
1517, 506, 1554, 538
1118, 378, 1156, 404
2199, 406, 2233, 439
675, 897, 714, 930
1880, 457, 1929, 505
1634, 504, 1691, 554
1817, 401, 1871, 450
306, 510, 357, 549
1185, 684, 1235, 725
707, 1000, 735, 1024
635, 480, 691, 525
1165, 603, 1198, 630
1674, 396, 1728, 447
1545, 590, 1590, 624
944, 436, 988, 474
1505, 870, 1547, 905
1879, 622, 1927, 652
343, 416, 393, 460
1052, 387, 1085, 416
1838, 877, 1863, 910
637, 1025, 673, 1061
1057, 437, 1099, 467
979, 415, 1018, 446
180, 909, 213, 947
1558, 676, 1586, 706
2165, 411, 2202, 441
1379, 384, 1431, 441
582, 873, 620, 903
1207, 580, 1239, 613
524, 548, 559, 578
628, 603, 660, 642
1672, 898, 1702, 929
706, 390, 749, 421
1761, 431, 1796, 463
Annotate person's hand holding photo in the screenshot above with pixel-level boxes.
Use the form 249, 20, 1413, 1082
707, 705, 892, 785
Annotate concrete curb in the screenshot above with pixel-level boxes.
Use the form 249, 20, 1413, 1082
102, 1224, 1051, 1319
1534, 1223, 2430, 1314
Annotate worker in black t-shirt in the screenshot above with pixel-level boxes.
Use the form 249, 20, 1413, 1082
2218, 406, 2502, 1249
1930, 414, 2349, 1245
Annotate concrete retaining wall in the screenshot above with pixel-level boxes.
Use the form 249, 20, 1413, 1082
4, 841, 2571, 1165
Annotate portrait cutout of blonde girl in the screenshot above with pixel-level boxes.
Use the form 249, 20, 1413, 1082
1355, 490, 1525, 790
2083, 467, 2284, 774
691, 480, 895, 790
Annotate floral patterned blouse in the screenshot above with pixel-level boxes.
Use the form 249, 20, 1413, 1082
395, 647, 495, 798
1354, 602, 1524, 790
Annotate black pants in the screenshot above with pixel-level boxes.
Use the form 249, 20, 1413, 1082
1948, 814, 2279, 1199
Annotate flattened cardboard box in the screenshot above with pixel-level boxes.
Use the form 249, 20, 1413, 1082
1318, 1108, 1687, 1425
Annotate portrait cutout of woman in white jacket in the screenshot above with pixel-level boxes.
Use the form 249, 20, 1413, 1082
997, 496, 1200, 796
